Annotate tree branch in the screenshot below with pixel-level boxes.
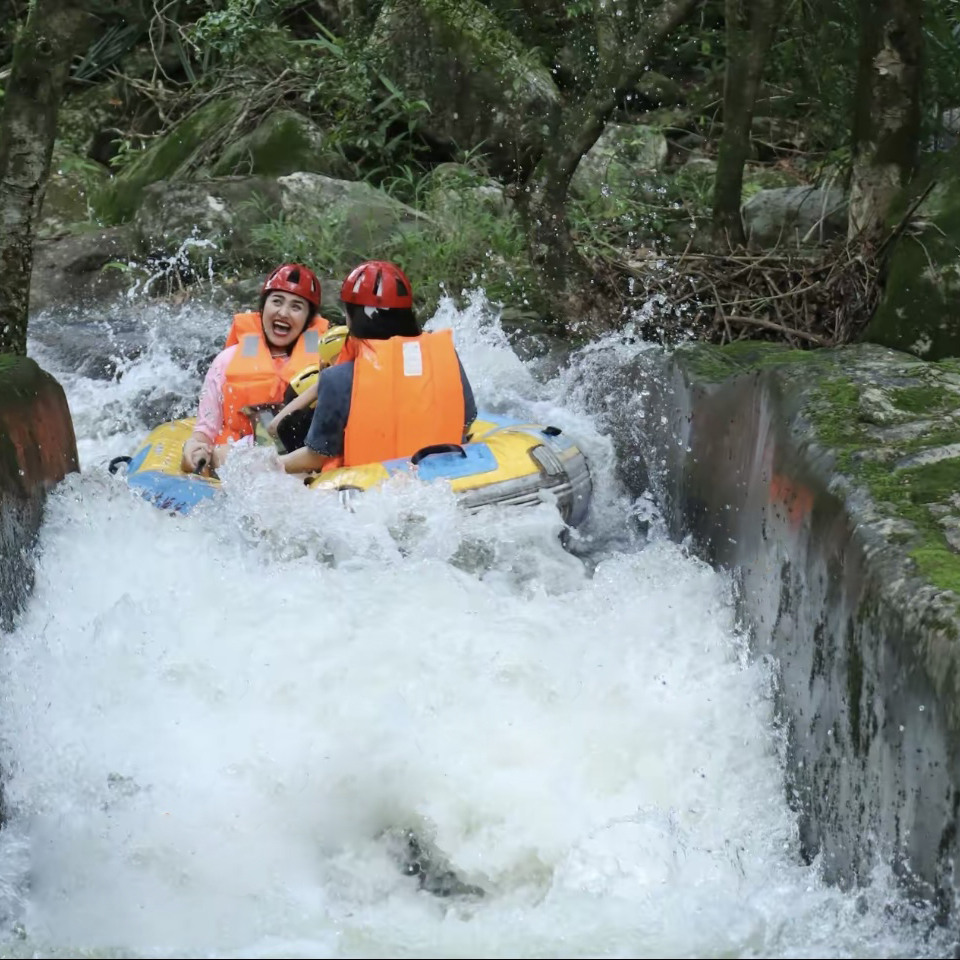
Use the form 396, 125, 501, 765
552, 0, 703, 194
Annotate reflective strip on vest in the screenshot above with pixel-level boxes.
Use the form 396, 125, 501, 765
302, 329, 320, 355
342, 331, 465, 467
241, 334, 260, 357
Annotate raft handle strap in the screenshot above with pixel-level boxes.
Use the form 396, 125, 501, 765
108, 455, 132, 475
411, 444, 467, 465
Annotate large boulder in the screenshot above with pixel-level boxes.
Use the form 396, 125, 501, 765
0, 356, 79, 630
371, 0, 561, 178
423, 162, 513, 220
93, 98, 245, 224
38, 159, 109, 238
132, 172, 430, 272
276, 172, 432, 264
741, 184, 848, 247
570, 123, 669, 200
209, 110, 350, 179
134, 176, 283, 264
30, 224, 141, 314
864, 145, 960, 361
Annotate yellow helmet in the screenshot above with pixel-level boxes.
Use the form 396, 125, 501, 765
288, 364, 321, 400
284, 324, 349, 409
319, 324, 349, 366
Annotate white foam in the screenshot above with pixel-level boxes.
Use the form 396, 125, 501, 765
0, 292, 946, 958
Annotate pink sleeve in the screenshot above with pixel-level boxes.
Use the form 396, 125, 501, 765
193, 346, 237, 443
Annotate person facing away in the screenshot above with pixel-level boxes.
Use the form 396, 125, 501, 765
278, 260, 477, 474
180, 263, 330, 473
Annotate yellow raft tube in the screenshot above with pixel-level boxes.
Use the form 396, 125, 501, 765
110, 327, 593, 527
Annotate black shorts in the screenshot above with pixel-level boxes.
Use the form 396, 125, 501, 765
276, 407, 314, 453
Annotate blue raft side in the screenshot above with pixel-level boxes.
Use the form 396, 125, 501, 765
382, 443, 498, 482
125, 444, 219, 515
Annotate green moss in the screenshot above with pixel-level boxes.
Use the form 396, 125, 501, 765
910, 545, 960, 594
93, 98, 243, 224
679, 340, 830, 384
0, 355, 45, 397
679, 341, 960, 597
420, 0, 547, 79
210, 110, 341, 178
807, 373, 960, 596
890, 385, 953, 413
806, 376, 860, 447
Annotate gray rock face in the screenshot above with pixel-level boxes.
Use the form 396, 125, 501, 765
131, 172, 430, 268
278, 172, 431, 264
741, 184, 848, 247
134, 177, 283, 262
30, 224, 141, 314
570, 123, 669, 199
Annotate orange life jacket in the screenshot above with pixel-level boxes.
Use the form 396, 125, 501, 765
338, 331, 465, 468
216, 311, 330, 444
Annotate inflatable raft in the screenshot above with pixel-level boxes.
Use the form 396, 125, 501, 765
109, 323, 591, 525
111, 412, 592, 527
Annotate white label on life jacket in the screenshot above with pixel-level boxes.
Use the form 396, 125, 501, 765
402, 341, 423, 377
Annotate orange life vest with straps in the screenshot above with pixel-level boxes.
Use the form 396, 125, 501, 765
216, 311, 330, 444
338, 330, 465, 468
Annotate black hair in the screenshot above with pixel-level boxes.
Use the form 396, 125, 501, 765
345, 303, 420, 340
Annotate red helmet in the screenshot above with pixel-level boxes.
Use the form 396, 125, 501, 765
262, 263, 321, 308
340, 260, 413, 309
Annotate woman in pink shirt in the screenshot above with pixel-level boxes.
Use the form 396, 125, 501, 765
181, 264, 324, 472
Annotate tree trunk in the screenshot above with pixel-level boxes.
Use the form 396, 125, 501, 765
519, 0, 702, 306
0, 0, 92, 356
711, 0, 781, 248
848, 0, 922, 239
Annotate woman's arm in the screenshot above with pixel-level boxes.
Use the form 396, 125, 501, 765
267, 380, 320, 437
181, 349, 231, 471
278, 445, 331, 473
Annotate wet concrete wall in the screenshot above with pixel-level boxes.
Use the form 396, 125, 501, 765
621, 342, 960, 913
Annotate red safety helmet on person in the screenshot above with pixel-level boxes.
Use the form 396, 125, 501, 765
262, 263, 321, 308
340, 260, 413, 309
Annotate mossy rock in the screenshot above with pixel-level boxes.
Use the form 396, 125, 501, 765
634, 71, 684, 108
209, 110, 350, 179
0, 356, 79, 630
92, 98, 244, 224
423, 162, 512, 219
570, 122, 669, 201
863, 144, 960, 361
740, 163, 806, 202
57, 79, 138, 160
39, 146, 110, 236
